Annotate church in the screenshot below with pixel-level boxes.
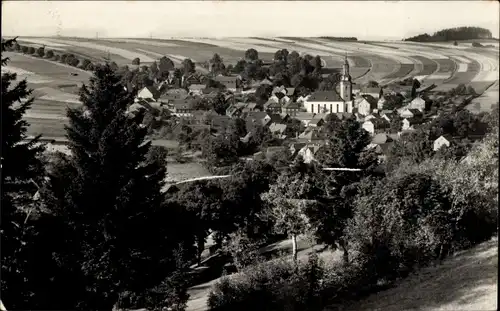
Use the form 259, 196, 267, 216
304, 56, 355, 114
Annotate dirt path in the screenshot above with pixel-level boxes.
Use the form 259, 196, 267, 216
327, 237, 498, 311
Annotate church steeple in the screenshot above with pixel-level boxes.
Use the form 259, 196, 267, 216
339, 53, 352, 102
342, 53, 351, 81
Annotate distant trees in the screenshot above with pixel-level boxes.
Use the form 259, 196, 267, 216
45, 50, 54, 59
21, 46, 28, 54
36, 47, 45, 58
244, 48, 259, 61
182, 58, 196, 76
404, 26, 493, 42
132, 57, 140, 65
27, 46, 35, 54
210, 53, 226, 75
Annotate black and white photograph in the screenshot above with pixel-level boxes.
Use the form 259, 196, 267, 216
1, 1, 499, 310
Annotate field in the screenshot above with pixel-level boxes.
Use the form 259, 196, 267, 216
5, 36, 498, 140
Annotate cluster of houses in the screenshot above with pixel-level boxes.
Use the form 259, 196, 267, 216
127, 57, 479, 165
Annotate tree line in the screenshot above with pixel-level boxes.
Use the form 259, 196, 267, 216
404, 26, 494, 42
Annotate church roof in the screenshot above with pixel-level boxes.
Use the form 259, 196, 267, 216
307, 91, 343, 102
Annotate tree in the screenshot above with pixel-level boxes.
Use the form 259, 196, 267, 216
210, 53, 226, 75
132, 57, 140, 65
150, 61, 159, 77
21, 45, 28, 54
312, 55, 323, 72
233, 59, 246, 74
45, 50, 54, 59
262, 171, 323, 261
382, 94, 404, 110
182, 58, 196, 76
318, 73, 341, 91
244, 48, 259, 61
28, 46, 35, 54
366, 80, 379, 88
39, 64, 187, 309
81, 59, 92, 71
70, 58, 80, 67
170, 182, 223, 264
1, 37, 46, 311
36, 46, 45, 58
60, 54, 68, 63
53, 54, 60, 62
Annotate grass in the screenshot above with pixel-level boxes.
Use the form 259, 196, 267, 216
330, 237, 498, 311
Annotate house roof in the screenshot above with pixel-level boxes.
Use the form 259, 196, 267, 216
246, 111, 269, 120
215, 75, 239, 83
286, 88, 295, 96
269, 123, 287, 134
284, 101, 301, 109
335, 112, 354, 120
404, 117, 424, 125
360, 87, 381, 94
211, 115, 231, 128
372, 133, 393, 145
171, 99, 195, 110
307, 91, 343, 102
265, 100, 282, 109
140, 86, 160, 100
406, 108, 422, 115
269, 113, 283, 124
188, 83, 205, 90
308, 118, 324, 125
359, 94, 378, 107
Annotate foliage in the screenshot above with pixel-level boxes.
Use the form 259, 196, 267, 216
36, 46, 45, 58
132, 57, 140, 65
222, 231, 265, 271
404, 26, 492, 42
208, 255, 325, 311
1, 37, 46, 310
182, 58, 196, 76
244, 48, 259, 61
45, 49, 54, 59
39, 64, 187, 309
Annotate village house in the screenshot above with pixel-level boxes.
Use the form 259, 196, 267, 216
377, 97, 386, 110
298, 127, 322, 142
158, 88, 189, 104
188, 84, 206, 96
409, 96, 426, 112
137, 86, 160, 101
226, 102, 246, 118
308, 117, 325, 128
297, 144, 322, 163
399, 108, 423, 119
402, 117, 423, 131
283, 101, 301, 116
182, 73, 203, 86
297, 94, 311, 104
355, 94, 378, 116
242, 102, 259, 113
264, 100, 283, 114
170, 99, 196, 117
269, 123, 287, 139
215, 75, 241, 92
362, 120, 376, 135
245, 111, 272, 131
210, 115, 231, 133
289, 143, 307, 157
433, 135, 452, 151
380, 110, 398, 122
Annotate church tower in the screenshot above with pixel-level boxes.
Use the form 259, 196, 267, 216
339, 54, 352, 101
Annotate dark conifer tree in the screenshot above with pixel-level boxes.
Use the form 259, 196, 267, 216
40, 64, 187, 309
1, 37, 46, 310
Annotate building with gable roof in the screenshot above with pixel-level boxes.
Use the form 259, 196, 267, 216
304, 56, 354, 114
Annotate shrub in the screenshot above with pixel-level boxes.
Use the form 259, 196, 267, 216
208, 254, 327, 311
472, 42, 483, 47
36, 46, 45, 57
28, 46, 35, 54
70, 58, 80, 67
20, 45, 28, 54
53, 54, 60, 61
132, 57, 141, 65
60, 54, 68, 63
45, 50, 54, 59
14, 42, 21, 51
222, 231, 265, 272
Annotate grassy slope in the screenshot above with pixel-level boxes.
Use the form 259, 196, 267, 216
326, 237, 498, 311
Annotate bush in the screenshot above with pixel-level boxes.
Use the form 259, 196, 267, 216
81, 59, 92, 70
14, 42, 21, 51
36, 47, 45, 57
472, 42, 483, 47
60, 54, 68, 63
53, 54, 60, 61
70, 58, 80, 67
21, 46, 28, 54
28, 46, 35, 54
45, 50, 54, 59
208, 254, 326, 311
222, 231, 265, 272
132, 57, 141, 65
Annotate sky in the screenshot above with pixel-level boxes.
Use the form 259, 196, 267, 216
2, 1, 499, 40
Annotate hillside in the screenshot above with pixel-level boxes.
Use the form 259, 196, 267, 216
404, 26, 493, 42
326, 237, 498, 311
